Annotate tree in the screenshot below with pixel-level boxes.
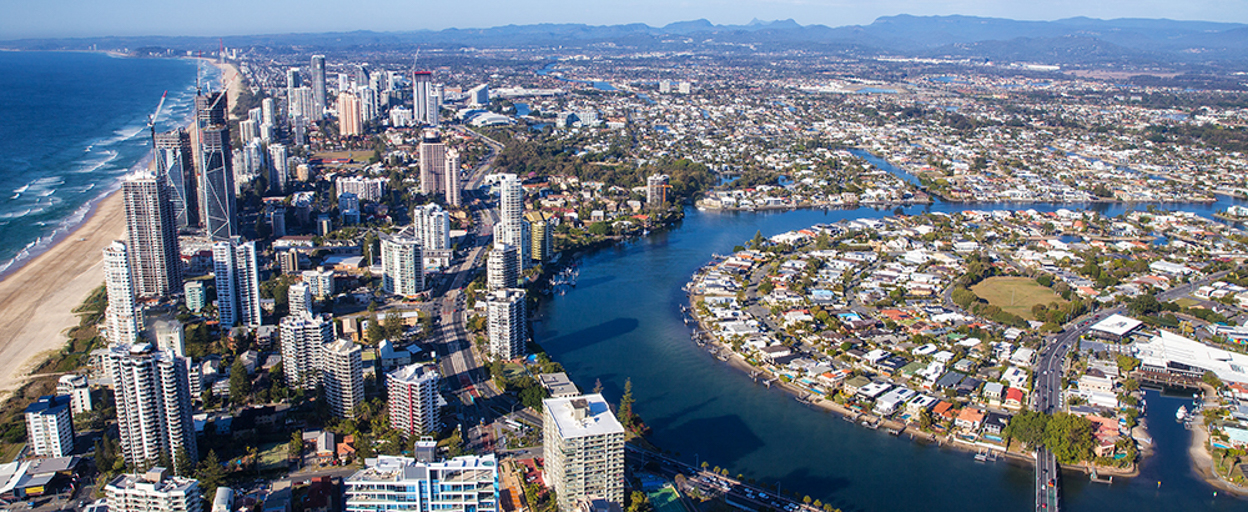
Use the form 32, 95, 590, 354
1128, 294, 1161, 317
230, 359, 251, 405
173, 446, 194, 477
619, 378, 635, 430
593, 378, 604, 394
367, 314, 386, 344
520, 385, 549, 411
289, 430, 304, 460
195, 450, 227, 502
1004, 410, 1049, 448
1044, 413, 1095, 464
627, 491, 652, 512
1202, 370, 1224, 389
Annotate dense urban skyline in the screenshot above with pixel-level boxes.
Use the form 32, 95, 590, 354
1, 0, 1245, 39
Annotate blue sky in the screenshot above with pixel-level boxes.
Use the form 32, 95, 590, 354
1, 0, 1243, 39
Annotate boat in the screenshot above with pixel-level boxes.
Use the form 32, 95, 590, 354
1176, 405, 1188, 421
974, 453, 988, 462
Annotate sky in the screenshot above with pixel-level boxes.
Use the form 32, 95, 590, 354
1, 0, 1245, 39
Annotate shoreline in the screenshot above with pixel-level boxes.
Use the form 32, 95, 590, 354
1189, 410, 1248, 497
0, 57, 240, 403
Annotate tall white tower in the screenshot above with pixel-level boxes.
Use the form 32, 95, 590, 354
487, 288, 526, 360
279, 312, 335, 390
104, 241, 142, 344
108, 343, 197, 471
387, 363, 441, 437
213, 239, 262, 328
123, 170, 183, 298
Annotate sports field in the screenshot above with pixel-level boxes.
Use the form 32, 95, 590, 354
970, 276, 1065, 320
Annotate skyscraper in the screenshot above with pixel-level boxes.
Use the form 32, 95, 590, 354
380, 232, 424, 296
199, 125, 236, 241
487, 243, 518, 291
104, 241, 142, 344
213, 239, 262, 328
24, 395, 74, 458
268, 143, 289, 194
321, 338, 363, 419
108, 343, 197, 471
412, 70, 432, 126
338, 92, 362, 137
496, 174, 530, 270
123, 170, 183, 298
387, 363, 441, 437
310, 55, 327, 120
411, 204, 450, 252
542, 394, 625, 511
525, 211, 554, 263
418, 130, 446, 196
486, 288, 526, 360
154, 129, 197, 230
444, 148, 461, 207
279, 312, 335, 390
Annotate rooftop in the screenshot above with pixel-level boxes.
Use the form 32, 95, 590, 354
543, 394, 624, 439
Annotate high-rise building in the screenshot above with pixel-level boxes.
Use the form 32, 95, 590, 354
261, 98, 276, 128
321, 338, 363, 419
266, 203, 287, 238
310, 55, 327, 120
646, 174, 669, 207
380, 232, 424, 296
195, 92, 227, 127
358, 86, 379, 122
154, 129, 197, 230
467, 84, 490, 107
389, 107, 413, 128
418, 130, 446, 196
107, 343, 197, 470
496, 174, 530, 269
387, 363, 441, 437
288, 282, 313, 317
238, 119, 259, 142
105, 468, 202, 512
286, 67, 302, 94
487, 243, 518, 291
278, 249, 299, 275
104, 241, 142, 344
525, 211, 554, 263
198, 125, 236, 241
486, 288, 526, 360
184, 281, 205, 312
339, 192, 360, 225
123, 170, 183, 298
338, 92, 362, 137
24, 395, 74, 457
288, 88, 314, 121
344, 455, 498, 512
412, 71, 432, 126
279, 312, 335, 390
153, 320, 186, 358
444, 149, 461, 207
542, 394, 625, 511
268, 144, 289, 194
302, 268, 335, 299
335, 176, 387, 202
213, 239, 261, 328
410, 204, 450, 251
57, 374, 92, 416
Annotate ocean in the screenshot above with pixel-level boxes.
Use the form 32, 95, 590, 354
0, 51, 215, 276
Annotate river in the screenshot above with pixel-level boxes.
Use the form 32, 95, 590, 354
532, 159, 1248, 510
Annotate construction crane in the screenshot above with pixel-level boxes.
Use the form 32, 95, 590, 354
146, 90, 168, 143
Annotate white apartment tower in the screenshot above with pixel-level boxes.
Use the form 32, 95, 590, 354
279, 312, 335, 390
444, 149, 461, 207
380, 232, 424, 296
344, 455, 498, 512
542, 394, 625, 511
105, 468, 202, 512
486, 288, 526, 360
288, 282, 313, 317
213, 239, 262, 328
412, 71, 433, 125
123, 170, 183, 297
496, 174, 530, 269
338, 92, 363, 137
411, 204, 451, 251
646, 174, 669, 207
104, 241, 143, 344
107, 344, 197, 471
487, 243, 518, 291
57, 374, 93, 416
24, 395, 74, 458
321, 338, 364, 419
387, 363, 441, 437
302, 268, 336, 299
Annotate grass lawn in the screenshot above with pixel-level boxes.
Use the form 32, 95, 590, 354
648, 486, 687, 512
258, 442, 288, 472
1173, 298, 1200, 309
971, 276, 1066, 321
312, 150, 368, 161
502, 362, 528, 381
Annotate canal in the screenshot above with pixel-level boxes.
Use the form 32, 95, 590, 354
532, 178, 1248, 510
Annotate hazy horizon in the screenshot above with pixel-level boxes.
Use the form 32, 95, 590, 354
1, 0, 1245, 40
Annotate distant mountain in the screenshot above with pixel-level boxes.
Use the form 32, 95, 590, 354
6, 15, 1248, 65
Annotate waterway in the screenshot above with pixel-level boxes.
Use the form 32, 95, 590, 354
533, 155, 1248, 510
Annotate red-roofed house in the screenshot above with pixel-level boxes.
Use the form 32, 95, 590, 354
1004, 388, 1025, 409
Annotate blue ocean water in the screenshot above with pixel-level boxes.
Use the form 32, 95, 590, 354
0, 51, 216, 276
